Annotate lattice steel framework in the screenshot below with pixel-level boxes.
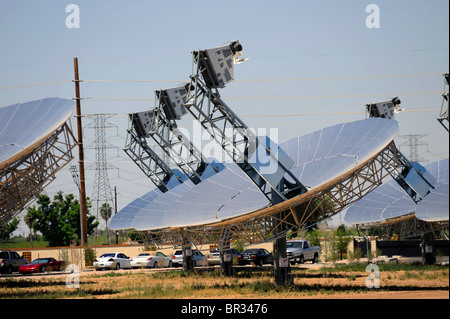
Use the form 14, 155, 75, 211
355, 213, 449, 241
84, 114, 118, 221
0, 122, 77, 223
147, 91, 219, 185
124, 115, 181, 193
437, 73, 449, 132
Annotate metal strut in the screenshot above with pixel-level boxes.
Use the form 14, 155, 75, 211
123, 115, 182, 193
437, 73, 449, 132
148, 86, 220, 184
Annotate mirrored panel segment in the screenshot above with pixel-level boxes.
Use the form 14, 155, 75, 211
0, 98, 75, 169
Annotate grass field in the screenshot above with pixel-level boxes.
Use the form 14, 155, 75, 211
0, 263, 448, 299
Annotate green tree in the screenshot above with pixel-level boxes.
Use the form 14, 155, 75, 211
0, 217, 19, 242
26, 192, 99, 247
306, 229, 322, 247
336, 224, 352, 260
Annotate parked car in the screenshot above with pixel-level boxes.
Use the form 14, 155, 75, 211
93, 252, 132, 270
18, 257, 65, 274
171, 250, 207, 267
286, 240, 321, 264
131, 251, 172, 268
207, 249, 240, 266
237, 248, 274, 266
0, 250, 28, 274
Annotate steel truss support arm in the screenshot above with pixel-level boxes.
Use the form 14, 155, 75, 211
437, 73, 449, 132
123, 115, 181, 193
185, 55, 307, 203
148, 93, 219, 185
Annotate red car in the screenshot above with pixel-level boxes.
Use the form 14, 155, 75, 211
18, 257, 66, 274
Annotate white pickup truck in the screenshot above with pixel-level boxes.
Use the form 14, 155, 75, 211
286, 240, 321, 264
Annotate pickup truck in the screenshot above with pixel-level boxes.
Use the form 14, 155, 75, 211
286, 240, 321, 264
0, 250, 28, 274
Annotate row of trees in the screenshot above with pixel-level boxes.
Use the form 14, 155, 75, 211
1, 192, 114, 247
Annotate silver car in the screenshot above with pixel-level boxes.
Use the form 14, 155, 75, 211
207, 249, 240, 266
171, 250, 207, 267
0, 250, 28, 274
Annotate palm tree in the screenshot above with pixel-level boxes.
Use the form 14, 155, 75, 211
99, 202, 113, 244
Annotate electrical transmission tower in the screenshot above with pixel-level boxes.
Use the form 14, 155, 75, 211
84, 114, 119, 225
399, 134, 429, 165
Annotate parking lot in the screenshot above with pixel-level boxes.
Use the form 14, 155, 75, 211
0, 261, 327, 280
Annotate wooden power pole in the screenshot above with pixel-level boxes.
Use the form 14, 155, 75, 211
73, 57, 88, 246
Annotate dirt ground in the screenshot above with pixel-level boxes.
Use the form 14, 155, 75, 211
1, 262, 448, 299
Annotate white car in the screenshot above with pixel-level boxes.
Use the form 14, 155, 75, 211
93, 252, 132, 270
131, 251, 172, 268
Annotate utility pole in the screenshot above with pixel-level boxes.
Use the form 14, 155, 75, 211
73, 57, 88, 246
114, 186, 118, 245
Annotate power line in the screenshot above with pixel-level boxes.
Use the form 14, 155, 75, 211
78, 90, 440, 102
79, 72, 442, 84
240, 108, 440, 119
0, 80, 72, 90
234, 72, 443, 83
249, 48, 448, 59
0, 72, 443, 91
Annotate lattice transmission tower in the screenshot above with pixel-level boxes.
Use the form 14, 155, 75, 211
84, 113, 119, 225
399, 134, 429, 165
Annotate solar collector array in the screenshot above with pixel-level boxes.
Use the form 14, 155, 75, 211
110, 118, 399, 231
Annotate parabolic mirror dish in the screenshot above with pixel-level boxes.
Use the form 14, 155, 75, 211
110, 118, 399, 231
415, 158, 449, 222
344, 158, 449, 225
0, 97, 76, 223
0, 98, 75, 170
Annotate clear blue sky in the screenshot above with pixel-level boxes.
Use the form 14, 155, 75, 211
1, 0, 448, 232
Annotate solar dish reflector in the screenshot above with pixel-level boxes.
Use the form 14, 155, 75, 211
416, 158, 449, 222
281, 118, 399, 191
0, 97, 75, 170
345, 158, 448, 225
416, 182, 449, 222
110, 118, 399, 231
249, 136, 295, 189
344, 180, 415, 224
